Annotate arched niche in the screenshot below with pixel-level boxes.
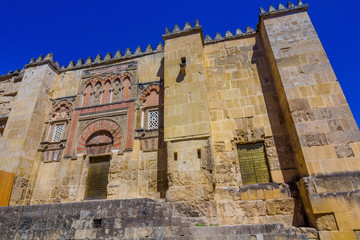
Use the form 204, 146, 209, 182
86, 130, 113, 156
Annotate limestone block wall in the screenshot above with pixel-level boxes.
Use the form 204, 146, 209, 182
260, 9, 360, 177
166, 138, 214, 202
30, 155, 83, 204
52, 69, 83, 99
0, 62, 58, 205
163, 28, 214, 203
203, 32, 303, 226
204, 35, 298, 188
163, 32, 211, 140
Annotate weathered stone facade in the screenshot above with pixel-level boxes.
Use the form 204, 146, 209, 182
0, 2, 359, 239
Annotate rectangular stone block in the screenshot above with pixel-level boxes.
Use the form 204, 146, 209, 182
335, 211, 360, 230
318, 230, 356, 240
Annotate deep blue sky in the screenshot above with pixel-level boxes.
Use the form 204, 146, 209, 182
0, 0, 359, 124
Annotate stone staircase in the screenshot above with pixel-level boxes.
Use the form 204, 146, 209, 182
0, 198, 310, 239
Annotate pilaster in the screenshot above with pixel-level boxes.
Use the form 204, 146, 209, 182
0, 56, 59, 205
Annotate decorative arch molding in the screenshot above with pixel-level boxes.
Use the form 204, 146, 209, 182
76, 119, 122, 154
139, 84, 161, 103
50, 98, 74, 120
82, 72, 134, 91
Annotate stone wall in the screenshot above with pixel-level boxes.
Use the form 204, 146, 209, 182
204, 34, 298, 187
0, 3, 359, 239
0, 73, 22, 118
0, 198, 312, 239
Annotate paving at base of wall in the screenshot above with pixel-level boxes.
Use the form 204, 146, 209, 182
0, 198, 312, 239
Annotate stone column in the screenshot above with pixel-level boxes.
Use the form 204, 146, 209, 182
0, 55, 59, 205
260, 4, 360, 238
163, 23, 215, 202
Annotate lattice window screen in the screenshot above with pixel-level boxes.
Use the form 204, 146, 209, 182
52, 124, 64, 142
148, 110, 159, 130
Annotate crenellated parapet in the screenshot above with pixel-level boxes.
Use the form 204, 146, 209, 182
162, 20, 201, 40
204, 26, 256, 44
25, 53, 60, 73
259, 0, 308, 17
60, 43, 164, 72
0, 68, 23, 81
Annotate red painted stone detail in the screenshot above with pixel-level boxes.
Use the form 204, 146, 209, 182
122, 78, 131, 101
65, 101, 135, 157
113, 130, 121, 138
102, 81, 111, 104
82, 84, 92, 107
84, 72, 134, 87
75, 119, 122, 155
86, 131, 113, 155
140, 85, 161, 107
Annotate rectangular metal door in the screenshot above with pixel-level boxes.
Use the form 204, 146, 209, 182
85, 156, 110, 200
238, 142, 270, 185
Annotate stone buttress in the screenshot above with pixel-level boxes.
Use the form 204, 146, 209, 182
0, 55, 59, 205
162, 22, 216, 214
260, 2, 360, 239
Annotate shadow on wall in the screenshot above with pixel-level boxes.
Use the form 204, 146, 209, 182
251, 36, 307, 227
156, 57, 168, 198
